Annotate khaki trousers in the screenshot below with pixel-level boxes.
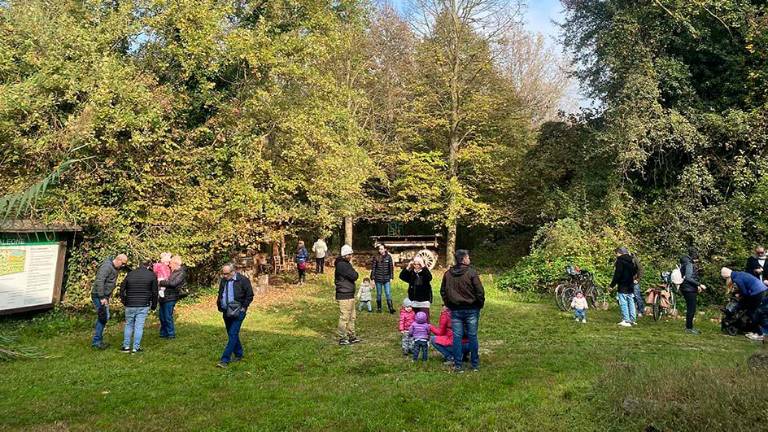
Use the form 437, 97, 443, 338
337, 299, 357, 339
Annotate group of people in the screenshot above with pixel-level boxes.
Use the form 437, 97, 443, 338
603, 245, 768, 339
293, 238, 329, 285
334, 244, 485, 372
90, 253, 187, 353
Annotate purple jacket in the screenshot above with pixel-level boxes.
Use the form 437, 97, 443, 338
408, 311, 430, 341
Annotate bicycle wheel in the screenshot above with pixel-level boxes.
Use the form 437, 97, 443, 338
561, 286, 578, 311
652, 292, 662, 321
554, 283, 568, 311
586, 285, 608, 310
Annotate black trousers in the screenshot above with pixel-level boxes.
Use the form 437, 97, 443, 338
739, 291, 766, 322
316, 258, 325, 274
682, 291, 697, 329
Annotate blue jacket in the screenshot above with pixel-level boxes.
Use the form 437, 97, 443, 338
296, 247, 309, 264
731, 271, 768, 297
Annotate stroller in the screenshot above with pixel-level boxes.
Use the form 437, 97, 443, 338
721, 294, 757, 336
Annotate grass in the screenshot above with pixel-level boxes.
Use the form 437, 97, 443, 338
0, 271, 765, 432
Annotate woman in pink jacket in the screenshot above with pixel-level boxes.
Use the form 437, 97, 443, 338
429, 306, 469, 364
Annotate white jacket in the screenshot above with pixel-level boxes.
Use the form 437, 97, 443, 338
312, 240, 328, 259
571, 296, 589, 310
357, 282, 372, 302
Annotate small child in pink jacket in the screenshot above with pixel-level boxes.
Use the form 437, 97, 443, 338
571, 291, 589, 323
399, 299, 416, 355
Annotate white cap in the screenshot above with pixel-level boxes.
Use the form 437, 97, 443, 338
341, 245, 354, 257
721, 267, 732, 279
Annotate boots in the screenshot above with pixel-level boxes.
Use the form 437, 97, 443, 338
387, 299, 395, 314
376, 300, 382, 313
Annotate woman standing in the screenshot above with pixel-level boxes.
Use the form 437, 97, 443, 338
399, 256, 433, 320
680, 248, 706, 335
296, 241, 309, 285
158, 255, 186, 339
371, 244, 395, 313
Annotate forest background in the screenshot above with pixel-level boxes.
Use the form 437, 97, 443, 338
1, 0, 766, 306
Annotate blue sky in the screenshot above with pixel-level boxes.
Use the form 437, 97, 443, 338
524, 0, 565, 50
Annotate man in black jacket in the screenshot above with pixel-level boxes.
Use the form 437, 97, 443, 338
335, 245, 360, 345
610, 247, 637, 327
158, 255, 186, 339
371, 244, 395, 313
216, 263, 254, 368
745, 246, 767, 281
441, 249, 484, 372
119, 261, 158, 353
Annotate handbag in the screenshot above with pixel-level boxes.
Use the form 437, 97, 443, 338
298, 261, 307, 271
226, 301, 242, 318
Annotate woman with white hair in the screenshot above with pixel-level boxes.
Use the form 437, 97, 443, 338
399, 256, 433, 321
158, 255, 186, 339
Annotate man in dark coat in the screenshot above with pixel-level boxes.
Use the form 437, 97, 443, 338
335, 245, 360, 345
119, 261, 158, 353
90, 254, 128, 349
215, 263, 254, 368
610, 247, 637, 327
158, 255, 186, 339
680, 248, 706, 334
441, 249, 484, 372
745, 246, 767, 281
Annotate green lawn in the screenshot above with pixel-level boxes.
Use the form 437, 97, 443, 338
1, 272, 765, 432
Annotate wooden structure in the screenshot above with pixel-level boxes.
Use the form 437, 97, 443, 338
370, 234, 442, 269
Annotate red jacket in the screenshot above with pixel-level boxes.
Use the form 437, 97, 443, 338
429, 308, 453, 346
398, 307, 415, 332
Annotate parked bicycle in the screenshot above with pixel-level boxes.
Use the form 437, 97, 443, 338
645, 271, 678, 321
554, 266, 609, 311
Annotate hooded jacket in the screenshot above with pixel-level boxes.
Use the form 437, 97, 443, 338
408, 311, 430, 341
334, 256, 359, 300
92, 258, 120, 299
400, 268, 433, 303
610, 254, 636, 294
398, 307, 415, 332
679, 255, 700, 293
440, 265, 485, 310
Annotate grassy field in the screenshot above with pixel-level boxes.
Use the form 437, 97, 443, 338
1, 271, 766, 432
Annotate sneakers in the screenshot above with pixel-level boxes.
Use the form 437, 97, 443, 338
339, 338, 351, 346
131, 348, 143, 354
120, 346, 131, 353
746, 333, 765, 342
451, 367, 464, 374
630, 321, 637, 326
216, 362, 228, 368
232, 356, 243, 362
685, 328, 701, 335
443, 359, 455, 366
348, 337, 362, 344
581, 319, 587, 323
92, 343, 109, 350
618, 321, 632, 327
471, 367, 479, 372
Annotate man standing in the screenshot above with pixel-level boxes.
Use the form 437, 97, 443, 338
610, 247, 637, 327
91, 254, 128, 349
745, 246, 767, 280
721, 267, 768, 341
680, 248, 706, 334
335, 245, 361, 345
216, 263, 254, 368
158, 255, 186, 339
440, 249, 484, 372
119, 261, 158, 353
312, 238, 328, 274
371, 244, 395, 314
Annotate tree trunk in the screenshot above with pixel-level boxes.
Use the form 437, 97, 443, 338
344, 216, 354, 247
446, 222, 457, 267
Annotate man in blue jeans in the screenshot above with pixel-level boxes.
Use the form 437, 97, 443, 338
440, 250, 485, 372
90, 254, 128, 349
611, 247, 637, 327
119, 261, 158, 353
216, 263, 254, 368
371, 244, 395, 313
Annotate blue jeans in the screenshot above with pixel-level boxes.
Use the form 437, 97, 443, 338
158, 301, 177, 338
413, 339, 428, 361
633, 283, 645, 314
617, 293, 637, 323
375, 281, 392, 302
451, 308, 479, 369
221, 311, 246, 363
123, 307, 149, 350
574, 308, 586, 320
358, 300, 372, 312
91, 294, 110, 347
430, 336, 469, 361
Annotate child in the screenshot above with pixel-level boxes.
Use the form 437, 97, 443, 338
153, 252, 172, 300
409, 311, 430, 362
571, 291, 589, 323
399, 298, 416, 355
357, 278, 373, 312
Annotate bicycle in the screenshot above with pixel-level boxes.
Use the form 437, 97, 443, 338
646, 271, 677, 321
554, 266, 609, 311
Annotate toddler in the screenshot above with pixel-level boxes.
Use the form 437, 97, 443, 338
571, 291, 589, 323
399, 298, 416, 355
408, 311, 430, 362
357, 278, 373, 312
